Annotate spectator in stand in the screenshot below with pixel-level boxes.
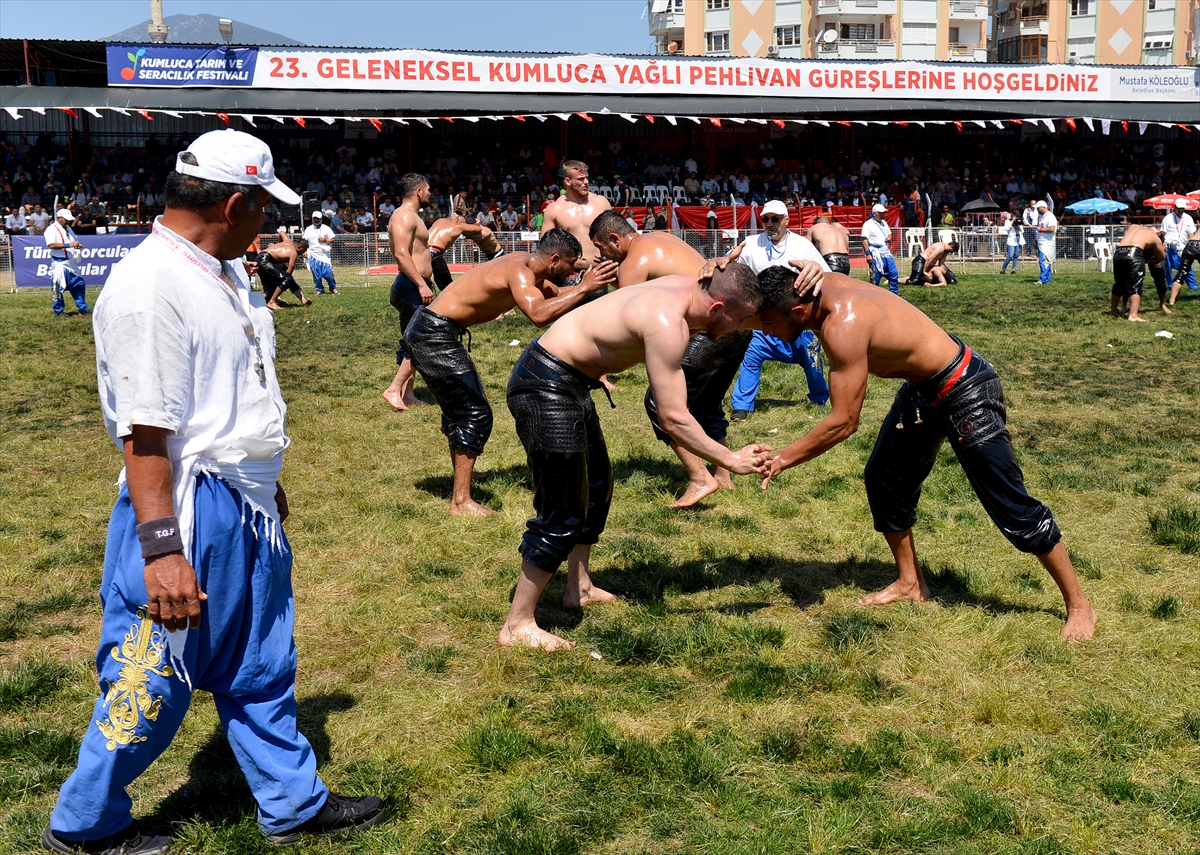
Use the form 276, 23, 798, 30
21, 185, 40, 208
500, 203, 519, 231
356, 207, 375, 233
642, 206, 657, 231
477, 206, 496, 230
28, 204, 51, 234
4, 206, 26, 235
683, 172, 700, 201
320, 192, 339, 217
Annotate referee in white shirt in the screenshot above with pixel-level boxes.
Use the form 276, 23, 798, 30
44, 208, 90, 315
44, 130, 382, 854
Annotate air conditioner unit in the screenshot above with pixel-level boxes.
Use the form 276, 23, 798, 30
767, 44, 779, 55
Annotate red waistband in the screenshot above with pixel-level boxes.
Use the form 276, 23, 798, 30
931, 345, 973, 408
430, 246, 444, 255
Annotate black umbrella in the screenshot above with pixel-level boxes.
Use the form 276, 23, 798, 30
960, 198, 1001, 213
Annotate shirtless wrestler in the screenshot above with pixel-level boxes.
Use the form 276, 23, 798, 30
383, 173, 436, 411
501, 265, 774, 649
754, 268, 1097, 642
1112, 225, 1169, 321
905, 239, 959, 286
591, 209, 821, 508
258, 231, 312, 310
541, 159, 611, 271
428, 210, 504, 291
807, 215, 851, 275
405, 230, 618, 517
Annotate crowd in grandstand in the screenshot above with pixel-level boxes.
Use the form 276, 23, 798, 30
2, 126, 1197, 236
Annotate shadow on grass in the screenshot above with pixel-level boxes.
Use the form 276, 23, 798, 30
147, 692, 356, 828
594, 554, 1059, 619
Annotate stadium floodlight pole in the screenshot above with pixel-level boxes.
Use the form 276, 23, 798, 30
219, 18, 234, 44
148, 0, 169, 43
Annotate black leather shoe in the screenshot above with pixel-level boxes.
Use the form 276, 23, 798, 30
265, 793, 384, 847
731, 409, 750, 422
42, 824, 171, 854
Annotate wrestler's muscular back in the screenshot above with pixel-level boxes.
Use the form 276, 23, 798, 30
426, 219, 464, 253
390, 209, 434, 281
618, 232, 704, 287
814, 276, 960, 382
429, 254, 532, 327
807, 222, 850, 256
538, 275, 696, 378
542, 193, 611, 264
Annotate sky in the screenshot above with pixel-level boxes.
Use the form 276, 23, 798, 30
0, 0, 654, 54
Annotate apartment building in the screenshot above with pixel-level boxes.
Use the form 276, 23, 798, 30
647, 0, 1199, 64
991, 0, 1199, 66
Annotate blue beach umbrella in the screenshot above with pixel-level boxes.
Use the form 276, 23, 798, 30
1065, 198, 1129, 215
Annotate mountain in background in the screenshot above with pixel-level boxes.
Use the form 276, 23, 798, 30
105, 13, 302, 45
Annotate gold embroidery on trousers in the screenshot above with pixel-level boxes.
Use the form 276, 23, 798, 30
95, 607, 175, 751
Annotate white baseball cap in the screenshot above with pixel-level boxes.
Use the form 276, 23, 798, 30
175, 129, 300, 206
311, 211, 322, 220
871, 203, 887, 214
762, 200, 788, 217
56, 208, 75, 221
1036, 200, 1048, 209
1175, 198, 1188, 209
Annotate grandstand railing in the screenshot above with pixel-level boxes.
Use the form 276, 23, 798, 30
0, 226, 1175, 292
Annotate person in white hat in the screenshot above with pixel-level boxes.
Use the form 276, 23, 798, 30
708, 200, 830, 423
1162, 197, 1197, 297
302, 210, 339, 294
860, 203, 899, 294
44, 208, 89, 315
1034, 199, 1057, 285
44, 129, 382, 855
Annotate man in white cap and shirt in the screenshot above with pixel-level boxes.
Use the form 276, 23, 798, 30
44, 207, 89, 315
44, 129, 383, 855
711, 200, 830, 421
860, 203, 899, 294
302, 210, 339, 294
1162, 197, 1197, 295
1034, 199, 1058, 285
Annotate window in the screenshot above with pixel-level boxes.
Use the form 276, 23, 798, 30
1020, 2, 1048, 19
948, 26, 960, 43
1147, 0, 1155, 8
996, 34, 1046, 62
840, 23, 876, 41
1070, 0, 1089, 14
706, 0, 729, 8
775, 26, 800, 46
674, 0, 684, 9
706, 31, 730, 52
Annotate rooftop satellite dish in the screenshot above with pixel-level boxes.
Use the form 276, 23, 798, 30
821, 30, 839, 44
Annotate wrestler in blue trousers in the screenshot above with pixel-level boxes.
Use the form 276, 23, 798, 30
49, 474, 328, 842
50, 263, 90, 315
731, 330, 829, 416
867, 248, 900, 294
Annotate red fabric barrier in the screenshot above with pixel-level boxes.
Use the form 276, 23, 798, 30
620, 205, 902, 231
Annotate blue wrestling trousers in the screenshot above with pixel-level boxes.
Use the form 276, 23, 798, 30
1038, 249, 1053, 285
868, 248, 899, 294
49, 474, 328, 841
309, 258, 337, 293
50, 265, 89, 315
731, 330, 829, 413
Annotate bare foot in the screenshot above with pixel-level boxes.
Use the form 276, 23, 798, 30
449, 500, 494, 518
670, 478, 719, 509
404, 396, 431, 408
301, 298, 313, 307
714, 469, 734, 491
498, 621, 576, 650
472, 470, 494, 483
1161, 304, 1172, 314
267, 301, 282, 311
1060, 604, 1097, 642
563, 584, 619, 610
382, 389, 409, 411
599, 375, 615, 392
858, 578, 931, 606
1128, 316, 1146, 323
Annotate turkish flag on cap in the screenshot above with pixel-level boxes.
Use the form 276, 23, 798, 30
246, 165, 258, 176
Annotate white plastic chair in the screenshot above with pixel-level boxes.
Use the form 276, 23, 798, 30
596, 185, 614, 202
1091, 237, 1111, 273
905, 228, 925, 257
627, 186, 642, 204
937, 229, 958, 245
671, 186, 687, 203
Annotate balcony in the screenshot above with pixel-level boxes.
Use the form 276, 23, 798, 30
1019, 16, 1049, 34
648, 8, 685, 36
948, 0, 988, 20
815, 0, 897, 15
820, 38, 897, 58
947, 43, 989, 61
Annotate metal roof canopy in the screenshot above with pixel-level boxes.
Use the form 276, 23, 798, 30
1, 85, 1191, 123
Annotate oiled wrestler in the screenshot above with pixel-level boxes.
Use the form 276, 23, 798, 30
754, 268, 1096, 642
257, 232, 312, 310
383, 173, 436, 411
905, 239, 959, 286
807, 215, 851, 275
427, 210, 504, 289
591, 209, 821, 508
405, 229, 617, 517
1112, 225, 1168, 321
501, 265, 774, 650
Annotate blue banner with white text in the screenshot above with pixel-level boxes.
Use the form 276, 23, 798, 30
13, 234, 148, 288
107, 43, 258, 87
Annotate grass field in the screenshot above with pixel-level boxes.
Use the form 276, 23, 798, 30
1, 270, 1199, 855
